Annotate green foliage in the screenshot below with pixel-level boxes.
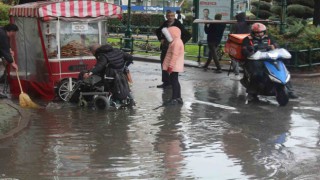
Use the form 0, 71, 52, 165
251, 8, 273, 19
283, 21, 305, 38
268, 21, 320, 50
270, 5, 281, 16
290, 0, 314, 8
0, 2, 10, 22
107, 13, 193, 34
302, 25, 320, 47
287, 4, 314, 19
251, 0, 272, 11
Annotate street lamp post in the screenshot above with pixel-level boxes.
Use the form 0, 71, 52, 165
124, 0, 132, 49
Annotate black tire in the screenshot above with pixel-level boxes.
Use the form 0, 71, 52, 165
275, 85, 289, 106
94, 96, 110, 110
57, 79, 77, 101
78, 99, 88, 107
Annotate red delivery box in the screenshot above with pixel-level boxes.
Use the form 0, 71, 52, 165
224, 34, 249, 61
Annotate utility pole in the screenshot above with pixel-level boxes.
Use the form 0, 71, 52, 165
192, 0, 199, 43
231, 0, 234, 19
280, 0, 287, 34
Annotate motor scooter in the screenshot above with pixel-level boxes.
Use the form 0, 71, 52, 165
240, 48, 292, 106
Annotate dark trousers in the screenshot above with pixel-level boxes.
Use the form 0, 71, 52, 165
160, 44, 170, 85
204, 42, 221, 69
169, 72, 181, 99
244, 61, 264, 94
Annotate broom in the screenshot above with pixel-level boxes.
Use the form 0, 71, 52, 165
13, 57, 39, 108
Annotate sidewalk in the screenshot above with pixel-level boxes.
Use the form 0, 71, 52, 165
132, 54, 320, 78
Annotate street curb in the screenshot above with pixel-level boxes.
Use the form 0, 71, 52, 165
133, 55, 320, 78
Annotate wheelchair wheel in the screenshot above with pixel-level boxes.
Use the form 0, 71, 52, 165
78, 99, 88, 107
57, 78, 77, 101
94, 96, 110, 110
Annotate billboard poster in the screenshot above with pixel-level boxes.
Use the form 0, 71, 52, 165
198, 0, 232, 43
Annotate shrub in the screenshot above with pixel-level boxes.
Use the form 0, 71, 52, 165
0, 2, 10, 25
251, 0, 272, 11
287, 4, 314, 19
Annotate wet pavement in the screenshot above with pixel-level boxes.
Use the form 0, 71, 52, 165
0, 61, 320, 179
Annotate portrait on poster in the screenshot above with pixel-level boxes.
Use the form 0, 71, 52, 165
198, 0, 231, 43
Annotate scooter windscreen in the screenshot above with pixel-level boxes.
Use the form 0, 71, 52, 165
248, 48, 292, 60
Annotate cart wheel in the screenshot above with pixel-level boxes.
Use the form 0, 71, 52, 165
78, 99, 88, 107
94, 96, 110, 110
57, 79, 77, 101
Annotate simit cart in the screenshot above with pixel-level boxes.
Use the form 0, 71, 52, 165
8, 0, 122, 101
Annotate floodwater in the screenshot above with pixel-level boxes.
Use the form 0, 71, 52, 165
0, 61, 320, 179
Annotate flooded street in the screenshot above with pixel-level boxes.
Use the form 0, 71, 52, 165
1, 61, 320, 179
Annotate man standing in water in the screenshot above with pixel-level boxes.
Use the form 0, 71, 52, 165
155, 11, 191, 88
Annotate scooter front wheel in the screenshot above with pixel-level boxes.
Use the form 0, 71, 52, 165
275, 85, 289, 106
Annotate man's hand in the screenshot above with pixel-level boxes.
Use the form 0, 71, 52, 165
10, 49, 14, 57
268, 45, 275, 50
167, 67, 173, 74
161, 39, 165, 45
11, 62, 18, 70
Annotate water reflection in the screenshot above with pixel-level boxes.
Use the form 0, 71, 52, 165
154, 104, 184, 179
223, 104, 294, 179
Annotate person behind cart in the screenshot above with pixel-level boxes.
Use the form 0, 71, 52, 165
0, 24, 19, 98
230, 11, 251, 78
241, 23, 298, 101
175, 10, 185, 24
82, 43, 134, 102
202, 13, 226, 73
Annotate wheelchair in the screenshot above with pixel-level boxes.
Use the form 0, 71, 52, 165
66, 72, 134, 110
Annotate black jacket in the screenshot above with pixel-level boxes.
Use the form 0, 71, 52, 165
230, 12, 251, 34
91, 44, 133, 75
204, 23, 226, 44
242, 35, 277, 57
0, 27, 13, 63
155, 19, 191, 44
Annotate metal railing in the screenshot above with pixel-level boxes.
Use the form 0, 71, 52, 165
288, 48, 320, 69
108, 34, 320, 70
111, 35, 225, 63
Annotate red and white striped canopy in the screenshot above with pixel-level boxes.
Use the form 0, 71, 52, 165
9, 0, 122, 18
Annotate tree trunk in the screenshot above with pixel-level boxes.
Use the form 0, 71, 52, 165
313, 0, 320, 26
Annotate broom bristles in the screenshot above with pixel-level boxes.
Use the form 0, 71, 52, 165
19, 93, 39, 108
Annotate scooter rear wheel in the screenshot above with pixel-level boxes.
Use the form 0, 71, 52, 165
275, 85, 289, 106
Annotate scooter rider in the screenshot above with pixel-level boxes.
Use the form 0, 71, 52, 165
241, 23, 298, 101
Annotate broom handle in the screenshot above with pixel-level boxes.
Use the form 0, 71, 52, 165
12, 56, 24, 93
